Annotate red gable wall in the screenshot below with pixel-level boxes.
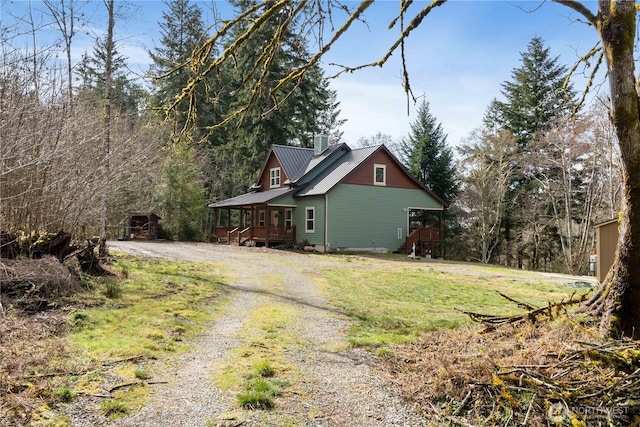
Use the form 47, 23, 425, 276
257, 152, 290, 189
342, 149, 422, 189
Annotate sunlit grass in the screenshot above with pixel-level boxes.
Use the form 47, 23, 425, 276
322, 263, 585, 347
68, 256, 225, 361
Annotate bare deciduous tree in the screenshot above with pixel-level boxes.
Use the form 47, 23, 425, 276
458, 129, 518, 264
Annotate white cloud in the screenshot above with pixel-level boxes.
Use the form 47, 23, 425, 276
329, 69, 498, 151
330, 77, 416, 145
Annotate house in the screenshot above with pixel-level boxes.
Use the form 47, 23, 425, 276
209, 137, 447, 255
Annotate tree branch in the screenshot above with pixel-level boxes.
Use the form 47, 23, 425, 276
553, 0, 598, 25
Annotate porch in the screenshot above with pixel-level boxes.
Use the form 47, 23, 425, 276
213, 224, 296, 247
208, 187, 299, 247
210, 204, 297, 248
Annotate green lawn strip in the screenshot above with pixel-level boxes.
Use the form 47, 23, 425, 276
63, 256, 227, 416
322, 264, 584, 347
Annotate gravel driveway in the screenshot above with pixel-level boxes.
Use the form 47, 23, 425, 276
88, 241, 427, 427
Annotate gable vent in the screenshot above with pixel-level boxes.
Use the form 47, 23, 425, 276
313, 134, 329, 155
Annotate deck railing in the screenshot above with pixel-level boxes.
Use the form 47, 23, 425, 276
252, 225, 296, 242
405, 226, 442, 255
214, 225, 296, 245
227, 227, 239, 244
239, 227, 251, 244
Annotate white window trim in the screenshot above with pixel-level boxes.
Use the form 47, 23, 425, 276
374, 164, 386, 186
305, 207, 315, 233
284, 209, 293, 227
270, 167, 281, 188
258, 210, 265, 226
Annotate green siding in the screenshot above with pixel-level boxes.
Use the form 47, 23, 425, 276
325, 184, 442, 252
292, 196, 325, 246
270, 194, 296, 206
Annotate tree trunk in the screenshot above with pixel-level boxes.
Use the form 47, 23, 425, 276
581, 0, 640, 338
98, 0, 114, 258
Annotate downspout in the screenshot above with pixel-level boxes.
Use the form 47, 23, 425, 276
324, 194, 329, 252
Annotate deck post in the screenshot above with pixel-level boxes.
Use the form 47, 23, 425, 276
265, 205, 270, 248
439, 210, 444, 259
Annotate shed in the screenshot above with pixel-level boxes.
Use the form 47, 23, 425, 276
594, 218, 619, 283
125, 213, 161, 240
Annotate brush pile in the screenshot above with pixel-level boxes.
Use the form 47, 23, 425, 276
384, 299, 640, 426
0, 256, 80, 312
0, 231, 112, 312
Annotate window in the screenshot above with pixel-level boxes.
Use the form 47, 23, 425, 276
270, 167, 281, 188
305, 207, 315, 233
258, 210, 265, 226
285, 209, 293, 227
374, 164, 386, 186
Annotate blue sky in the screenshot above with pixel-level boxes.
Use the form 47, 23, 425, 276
2, 0, 604, 148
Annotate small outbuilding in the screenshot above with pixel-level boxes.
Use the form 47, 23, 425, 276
594, 218, 620, 283
124, 213, 161, 240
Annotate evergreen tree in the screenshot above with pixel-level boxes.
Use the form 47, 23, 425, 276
401, 99, 458, 205
148, 0, 214, 134
76, 38, 145, 116
483, 37, 576, 269
210, 0, 344, 198
154, 142, 207, 241
484, 37, 576, 148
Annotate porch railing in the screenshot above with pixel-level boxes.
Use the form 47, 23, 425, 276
404, 226, 442, 256
238, 227, 251, 244
227, 227, 239, 244
252, 225, 296, 242
214, 225, 296, 245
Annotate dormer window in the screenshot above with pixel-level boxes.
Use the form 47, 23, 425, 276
270, 167, 281, 188
374, 164, 386, 186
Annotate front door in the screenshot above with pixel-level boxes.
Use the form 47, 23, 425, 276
270, 210, 279, 226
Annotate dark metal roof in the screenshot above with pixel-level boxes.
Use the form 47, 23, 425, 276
295, 145, 379, 196
271, 143, 346, 183
271, 145, 313, 182
208, 187, 297, 208
294, 144, 448, 207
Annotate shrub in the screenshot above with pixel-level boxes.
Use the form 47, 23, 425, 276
53, 386, 74, 402
253, 360, 275, 378
102, 279, 121, 299
100, 400, 128, 418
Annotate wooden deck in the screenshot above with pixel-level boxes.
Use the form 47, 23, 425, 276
399, 226, 442, 258
213, 225, 296, 247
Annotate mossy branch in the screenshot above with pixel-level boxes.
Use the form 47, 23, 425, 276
458, 291, 590, 328
562, 43, 604, 115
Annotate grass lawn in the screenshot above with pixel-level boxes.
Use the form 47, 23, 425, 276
68, 256, 225, 361
320, 256, 589, 347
